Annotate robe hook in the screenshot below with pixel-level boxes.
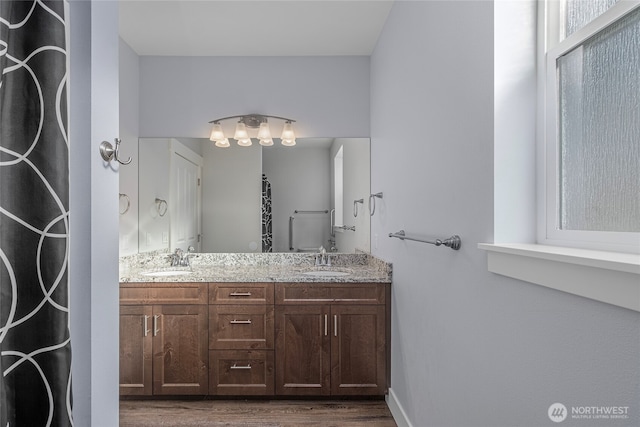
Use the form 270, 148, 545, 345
100, 138, 132, 165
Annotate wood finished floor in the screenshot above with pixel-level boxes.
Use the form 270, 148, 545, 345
120, 399, 397, 427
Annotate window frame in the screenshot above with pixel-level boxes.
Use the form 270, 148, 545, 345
538, 0, 640, 254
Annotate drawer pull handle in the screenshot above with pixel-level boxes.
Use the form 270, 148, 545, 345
153, 315, 160, 337
143, 315, 150, 337
324, 314, 328, 336
334, 315, 338, 337
230, 364, 252, 370
230, 319, 252, 325
229, 292, 252, 297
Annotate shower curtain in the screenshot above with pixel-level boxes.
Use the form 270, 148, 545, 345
0, 1, 73, 425
262, 174, 272, 252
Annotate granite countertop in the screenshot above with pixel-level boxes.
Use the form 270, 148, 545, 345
119, 252, 392, 284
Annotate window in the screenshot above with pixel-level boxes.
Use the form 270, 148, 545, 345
541, 0, 640, 253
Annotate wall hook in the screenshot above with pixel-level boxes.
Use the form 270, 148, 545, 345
100, 138, 132, 165
369, 192, 383, 216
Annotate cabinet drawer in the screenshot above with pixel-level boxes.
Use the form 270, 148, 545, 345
209, 283, 274, 305
120, 283, 208, 305
209, 305, 274, 350
209, 350, 274, 395
275, 283, 385, 305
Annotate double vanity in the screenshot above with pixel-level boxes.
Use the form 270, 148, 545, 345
118, 252, 391, 398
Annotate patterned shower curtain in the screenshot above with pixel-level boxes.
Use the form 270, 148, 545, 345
0, 1, 73, 425
261, 174, 272, 252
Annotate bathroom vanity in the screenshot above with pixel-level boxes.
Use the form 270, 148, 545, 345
118, 253, 391, 398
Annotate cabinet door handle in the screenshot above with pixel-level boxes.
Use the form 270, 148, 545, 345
230, 319, 252, 324
143, 315, 150, 337
324, 314, 328, 336
153, 315, 160, 336
334, 315, 338, 337
229, 292, 252, 297
230, 364, 252, 370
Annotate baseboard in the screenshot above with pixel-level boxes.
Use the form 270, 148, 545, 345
386, 388, 413, 427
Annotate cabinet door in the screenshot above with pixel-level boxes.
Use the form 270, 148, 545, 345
331, 305, 386, 395
152, 305, 208, 395
119, 305, 153, 396
275, 305, 330, 395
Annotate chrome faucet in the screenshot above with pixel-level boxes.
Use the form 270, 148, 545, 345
182, 246, 195, 267
170, 247, 195, 267
315, 246, 331, 267
170, 248, 183, 266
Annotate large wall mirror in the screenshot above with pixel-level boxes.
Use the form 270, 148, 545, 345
135, 137, 370, 254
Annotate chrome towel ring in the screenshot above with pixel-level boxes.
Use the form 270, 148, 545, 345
119, 193, 130, 215
369, 192, 383, 216
155, 198, 168, 217
353, 199, 364, 217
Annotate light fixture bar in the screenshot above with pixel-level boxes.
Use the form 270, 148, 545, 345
208, 114, 296, 126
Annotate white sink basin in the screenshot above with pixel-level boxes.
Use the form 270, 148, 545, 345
141, 270, 193, 277
302, 270, 351, 277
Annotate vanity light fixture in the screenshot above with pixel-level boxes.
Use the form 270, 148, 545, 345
208, 114, 296, 147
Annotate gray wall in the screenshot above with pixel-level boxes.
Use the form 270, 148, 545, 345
69, 0, 121, 425
330, 138, 371, 253
202, 142, 263, 252
370, 2, 640, 426
137, 138, 171, 252
118, 38, 140, 255
263, 146, 331, 252
68, 2, 92, 424
138, 56, 370, 138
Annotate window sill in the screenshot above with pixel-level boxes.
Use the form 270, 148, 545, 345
477, 243, 640, 312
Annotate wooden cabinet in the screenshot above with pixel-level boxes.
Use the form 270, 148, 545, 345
209, 283, 275, 395
120, 280, 389, 398
275, 305, 331, 395
119, 305, 153, 396
119, 283, 208, 396
330, 304, 386, 395
275, 283, 388, 396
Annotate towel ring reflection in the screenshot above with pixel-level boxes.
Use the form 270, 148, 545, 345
119, 193, 130, 215
353, 199, 364, 217
155, 198, 168, 217
369, 192, 383, 216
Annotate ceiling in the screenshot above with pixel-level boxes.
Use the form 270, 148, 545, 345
119, 0, 394, 57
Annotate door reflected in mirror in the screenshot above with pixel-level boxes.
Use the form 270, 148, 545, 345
134, 137, 370, 254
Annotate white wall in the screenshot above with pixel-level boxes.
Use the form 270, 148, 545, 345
371, 2, 640, 426
494, 0, 537, 243
119, 38, 140, 255
263, 146, 331, 252
201, 142, 263, 252
138, 56, 370, 138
